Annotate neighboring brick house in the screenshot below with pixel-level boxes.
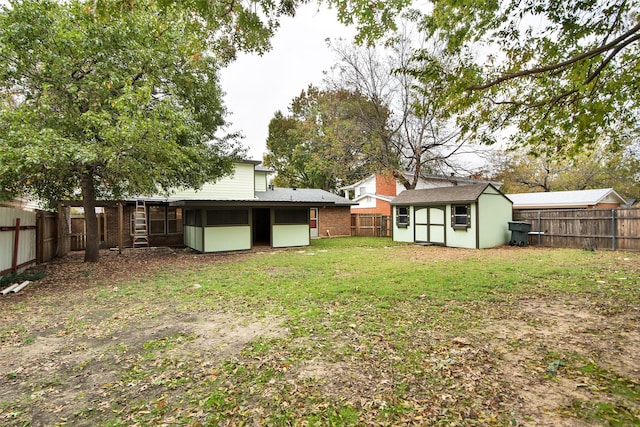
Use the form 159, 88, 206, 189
59, 161, 354, 253
340, 173, 501, 216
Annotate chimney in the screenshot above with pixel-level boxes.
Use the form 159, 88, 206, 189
292, 185, 297, 190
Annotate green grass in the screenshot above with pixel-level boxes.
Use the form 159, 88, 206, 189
1, 238, 639, 426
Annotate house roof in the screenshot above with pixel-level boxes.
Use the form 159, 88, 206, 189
255, 188, 355, 206
507, 188, 626, 209
339, 172, 501, 191
391, 183, 505, 205
134, 188, 355, 207
352, 193, 395, 203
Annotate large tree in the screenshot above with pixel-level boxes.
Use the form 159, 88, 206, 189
327, 31, 479, 189
264, 86, 386, 191
412, 0, 640, 156
0, 0, 244, 262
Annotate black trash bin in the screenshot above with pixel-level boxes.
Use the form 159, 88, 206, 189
508, 221, 531, 246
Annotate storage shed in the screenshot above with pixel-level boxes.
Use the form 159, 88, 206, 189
390, 183, 512, 249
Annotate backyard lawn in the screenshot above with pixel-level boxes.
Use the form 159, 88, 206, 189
0, 237, 638, 426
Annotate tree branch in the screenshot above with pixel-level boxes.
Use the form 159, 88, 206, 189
469, 21, 640, 91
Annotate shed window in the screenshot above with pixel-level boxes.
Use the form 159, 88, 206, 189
452, 205, 471, 229
207, 209, 249, 226
396, 206, 410, 228
274, 208, 308, 225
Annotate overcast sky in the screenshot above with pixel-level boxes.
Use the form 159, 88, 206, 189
219, 4, 356, 162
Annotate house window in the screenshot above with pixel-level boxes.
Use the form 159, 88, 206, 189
149, 206, 166, 234
452, 205, 471, 229
396, 206, 410, 228
206, 209, 249, 226
131, 206, 183, 235
274, 208, 308, 225
358, 186, 366, 197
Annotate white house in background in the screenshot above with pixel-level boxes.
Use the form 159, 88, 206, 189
507, 188, 627, 210
340, 173, 501, 216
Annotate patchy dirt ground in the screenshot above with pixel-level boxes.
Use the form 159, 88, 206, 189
1, 246, 638, 426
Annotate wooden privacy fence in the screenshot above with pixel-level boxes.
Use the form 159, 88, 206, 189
36, 210, 57, 263
513, 208, 640, 251
351, 214, 391, 237
0, 207, 37, 275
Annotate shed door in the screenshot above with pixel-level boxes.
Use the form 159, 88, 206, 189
414, 206, 446, 245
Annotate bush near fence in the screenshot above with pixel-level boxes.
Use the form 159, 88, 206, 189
513, 208, 640, 251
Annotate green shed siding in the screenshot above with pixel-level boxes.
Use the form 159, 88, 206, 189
272, 224, 310, 248
446, 204, 477, 249
477, 193, 512, 248
392, 206, 415, 242
204, 226, 251, 252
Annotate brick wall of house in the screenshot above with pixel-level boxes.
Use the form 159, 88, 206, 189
352, 200, 392, 216
375, 174, 397, 197
318, 206, 351, 237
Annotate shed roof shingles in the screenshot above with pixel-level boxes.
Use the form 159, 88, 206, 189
391, 183, 496, 205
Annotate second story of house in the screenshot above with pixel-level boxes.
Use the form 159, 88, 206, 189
150, 160, 270, 201
340, 173, 501, 212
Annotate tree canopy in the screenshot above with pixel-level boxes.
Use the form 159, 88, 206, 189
412, 0, 640, 155
0, 0, 243, 261
264, 86, 385, 191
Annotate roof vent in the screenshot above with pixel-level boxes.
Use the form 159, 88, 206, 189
292, 185, 297, 190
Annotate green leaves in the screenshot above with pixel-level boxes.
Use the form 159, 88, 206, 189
264, 86, 385, 190
413, 0, 640, 156
0, 0, 239, 204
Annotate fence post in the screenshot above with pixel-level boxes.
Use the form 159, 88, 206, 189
12, 218, 20, 272
537, 210, 542, 247
612, 209, 616, 251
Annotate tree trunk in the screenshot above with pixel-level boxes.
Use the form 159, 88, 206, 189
81, 171, 100, 262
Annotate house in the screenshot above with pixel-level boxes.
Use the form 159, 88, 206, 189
59, 160, 355, 253
390, 183, 512, 249
340, 173, 501, 216
507, 188, 626, 210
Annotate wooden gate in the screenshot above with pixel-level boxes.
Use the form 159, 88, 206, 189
36, 211, 57, 262
350, 214, 391, 237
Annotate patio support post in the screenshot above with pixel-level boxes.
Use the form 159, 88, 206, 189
118, 202, 123, 254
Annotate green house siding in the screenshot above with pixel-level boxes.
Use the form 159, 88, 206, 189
169, 163, 256, 200
183, 225, 203, 252
478, 193, 512, 248
204, 226, 251, 252
255, 171, 267, 192
272, 224, 310, 248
